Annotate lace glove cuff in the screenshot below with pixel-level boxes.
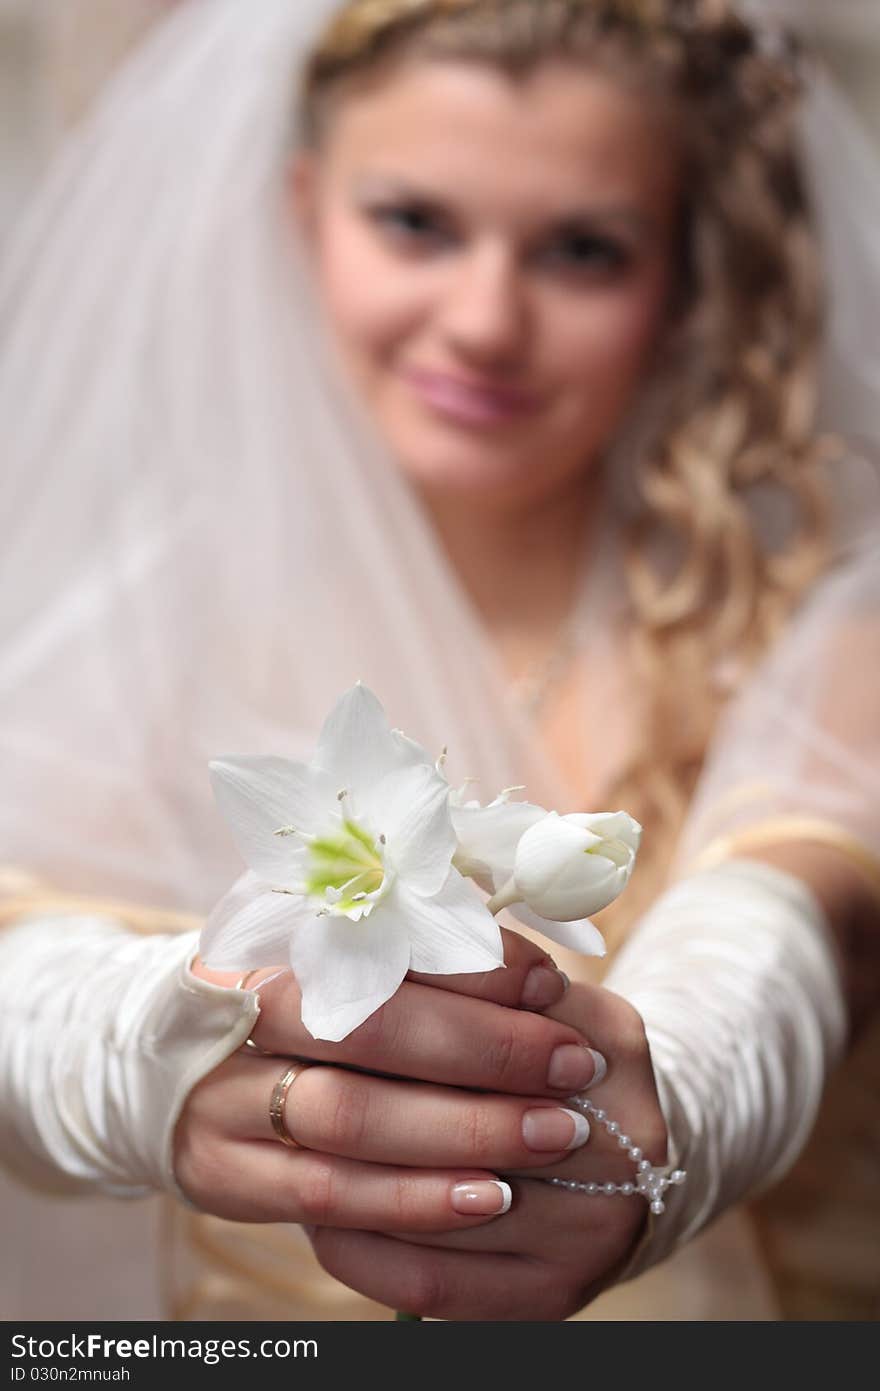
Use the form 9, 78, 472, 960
0, 913, 258, 1203
602, 858, 848, 1280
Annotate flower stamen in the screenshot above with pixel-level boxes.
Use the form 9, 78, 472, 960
497, 785, 527, 802
304, 817, 390, 920
273, 826, 316, 843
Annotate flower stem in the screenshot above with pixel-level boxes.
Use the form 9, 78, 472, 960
485, 874, 520, 916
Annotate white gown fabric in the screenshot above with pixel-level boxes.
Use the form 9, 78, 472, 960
1, 0, 880, 1320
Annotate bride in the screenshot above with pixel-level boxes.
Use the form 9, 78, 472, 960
1, 0, 879, 1321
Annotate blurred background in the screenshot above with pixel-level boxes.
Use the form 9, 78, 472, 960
2, 0, 880, 244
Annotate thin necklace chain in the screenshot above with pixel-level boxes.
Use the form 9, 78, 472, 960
506, 604, 589, 722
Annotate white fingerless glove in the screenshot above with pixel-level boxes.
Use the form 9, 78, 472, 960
603, 858, 848, 1278
0, 913, 258, 1202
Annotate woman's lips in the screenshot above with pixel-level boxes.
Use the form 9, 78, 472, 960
401, 367, 542, 426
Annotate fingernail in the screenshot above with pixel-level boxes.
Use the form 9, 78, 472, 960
451, 1180, 513, 1216
585, 1049, 607, 1087
522, 1107, 590, 1152
520, 965, 569, 1009
547, 1043, 598, 1091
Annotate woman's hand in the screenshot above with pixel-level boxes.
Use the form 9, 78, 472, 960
176, 930, 667, 1320
177, 931, 583, 1227
307, 979, 668, 1320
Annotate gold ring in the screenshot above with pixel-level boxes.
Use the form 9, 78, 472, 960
269, 1062, 313, 1149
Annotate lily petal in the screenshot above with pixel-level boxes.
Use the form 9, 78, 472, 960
390, 726, 437, 768
209, 756, 337, 887
290, 902, 411, 1042
451, 799, 547, 880
565, 810, 642, 852
200, 871, 310, 968
367, 762, 456, 897
313, 683, 431, 789
506, 900, 607, 957
401, 872, 504, 974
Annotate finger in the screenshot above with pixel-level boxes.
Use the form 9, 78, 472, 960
193, 926, 567, 1013
407, 926, 569, 1011
247, 972, 603, 1098
537, 976, 640, 1043
175, 1137, 515, 1233
528, 981, 669, 1166
308, 1227, 573, 1321
385, 1172, 649, 1262
206, 1055, 592, 1169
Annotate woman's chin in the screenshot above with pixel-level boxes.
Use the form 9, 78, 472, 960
381, 429, 546, 506
397, 449, 593, 515
403, 460, 549, 511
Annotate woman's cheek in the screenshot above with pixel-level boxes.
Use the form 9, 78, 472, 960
314, 222, 401, 349
572, 279, 670, 396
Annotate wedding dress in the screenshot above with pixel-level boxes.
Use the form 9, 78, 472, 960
1, 0, 879, 1320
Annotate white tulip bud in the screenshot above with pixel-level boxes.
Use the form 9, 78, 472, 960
486, 810, 641, 922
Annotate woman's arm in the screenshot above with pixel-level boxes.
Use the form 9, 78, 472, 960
0, 910, 257, 1197
714, 837, 880, 1040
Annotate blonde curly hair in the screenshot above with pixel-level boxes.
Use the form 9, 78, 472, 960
296, 0, 834, 945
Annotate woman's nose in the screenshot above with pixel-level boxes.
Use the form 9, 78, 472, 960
437, 243, 530, 368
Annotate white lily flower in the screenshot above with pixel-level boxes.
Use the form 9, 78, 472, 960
201, 683, 504, 1042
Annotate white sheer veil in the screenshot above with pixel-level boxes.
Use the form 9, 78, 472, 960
1, 0, 879, 927
0, 0, 574, 915
741, 0, 880, 479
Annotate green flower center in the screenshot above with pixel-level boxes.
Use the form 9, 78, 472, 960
306, 818, 387, 918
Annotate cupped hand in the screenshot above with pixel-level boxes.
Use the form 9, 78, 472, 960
175, 929, 667, 1320
176, 930, 583, 1227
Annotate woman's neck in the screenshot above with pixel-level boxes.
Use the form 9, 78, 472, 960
419, 473, 600, 675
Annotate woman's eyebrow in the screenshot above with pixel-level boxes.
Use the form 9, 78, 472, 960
352, 175, 655, 238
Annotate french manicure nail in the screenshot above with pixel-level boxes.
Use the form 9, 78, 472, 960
520, 965, 569, 1009
585, 1048, 607, 1087
451, 1180, 513, 1216
522, 1107, 590, 1152
547, 1043, 597, 1091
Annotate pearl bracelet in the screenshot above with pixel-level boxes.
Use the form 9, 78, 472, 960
543, 1096, 686, 1215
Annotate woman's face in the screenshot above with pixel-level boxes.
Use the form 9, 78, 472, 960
292, 56, 681, 510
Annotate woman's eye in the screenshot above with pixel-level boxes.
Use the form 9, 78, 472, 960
546, 234, 631, 275
368, 204, 447, 244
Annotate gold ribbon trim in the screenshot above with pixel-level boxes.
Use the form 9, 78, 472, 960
0, 865, 202, 936
686, 816, 880, 909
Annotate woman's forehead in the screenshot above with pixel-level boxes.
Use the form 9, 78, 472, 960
318, 56, 680, 213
